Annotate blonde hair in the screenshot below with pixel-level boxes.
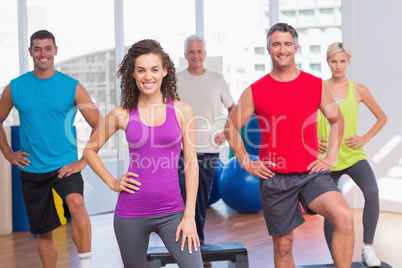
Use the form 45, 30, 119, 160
326, 42, 352, 63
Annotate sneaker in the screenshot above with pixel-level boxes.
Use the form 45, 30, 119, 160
362, 247, 381, 267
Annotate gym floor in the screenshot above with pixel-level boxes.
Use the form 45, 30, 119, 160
1, 200, 401, 267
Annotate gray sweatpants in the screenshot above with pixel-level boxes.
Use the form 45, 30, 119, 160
114, 211, 203, 268
324, 159, 380, 249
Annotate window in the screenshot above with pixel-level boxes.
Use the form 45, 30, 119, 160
309, 63, 321, 72
300, 9, 314, 17
319, 8, 334, 15
255, 64, 265, 72
309, 45, 321, 54
282, 10, 296, 17
254, 47, 265, 56
237, 66, 245, 74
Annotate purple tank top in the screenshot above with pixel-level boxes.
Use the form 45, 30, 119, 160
115, 99, 185, 218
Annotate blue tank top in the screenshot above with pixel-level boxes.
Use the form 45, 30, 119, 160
115, 99, 185, 218
10, 71, 78, 173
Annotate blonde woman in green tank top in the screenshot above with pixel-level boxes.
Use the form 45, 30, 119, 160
317, 42, 387, 267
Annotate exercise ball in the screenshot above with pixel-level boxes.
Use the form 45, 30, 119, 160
243, 115, 261, 156
218, 155, 262, 213
208, 159, 224, 206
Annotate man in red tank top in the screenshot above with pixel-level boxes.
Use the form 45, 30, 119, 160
224, 23, 354, 267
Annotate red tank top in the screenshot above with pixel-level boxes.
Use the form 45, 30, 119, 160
251, 71, 321, 173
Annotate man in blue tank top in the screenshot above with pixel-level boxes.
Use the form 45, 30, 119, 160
0, 30, 102, 268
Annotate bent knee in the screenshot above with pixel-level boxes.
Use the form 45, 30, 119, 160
66, 193, 85, 209
334, 207, 354, 231
276, 246, 292, 259
38, 231, 54, 240
277, 245, 292, 258
363, 187, 379, 201
274, 237, 293, 258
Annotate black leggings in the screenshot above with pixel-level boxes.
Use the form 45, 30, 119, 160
324, 160, 379, 250
114, 211, 203, 268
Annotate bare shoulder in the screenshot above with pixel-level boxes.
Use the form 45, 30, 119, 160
322, 79, 330, 89
0, 84, 14, 118
74, 82, 92, 104
354, 82, 372, 102
106, 105, 130, 121
174, 100, 193, 115
2, 83, 11, 91
321, 79, 333, 94
241, 86, 252, 96
238, 86, 254, 106
320, 80, 336, 108
107, 105, 130, 130
236, 86, 252, 103
173, 101, 194, 129
0, 84, 13, 106
75, 82, 88, 95
355, 82, 369, 93
109, 105, 129, 118
0, 84, 12, 100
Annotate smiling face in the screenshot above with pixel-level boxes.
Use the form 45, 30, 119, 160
267, 31, 299, 69
29, 38, 58, 73
328, 51, 350, 78
132, 53, 167, 97
184, 40, 206, 70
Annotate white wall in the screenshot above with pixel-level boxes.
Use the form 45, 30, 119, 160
342, 0, 402, 213
0, 127, 12, 235
82, 158, 119, 215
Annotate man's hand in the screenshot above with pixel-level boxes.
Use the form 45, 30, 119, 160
307, 158, 334, 174
5, 151, 30, 168
214, 132, 226, 147
58, 160, 87, 178
242, 158, 276, 179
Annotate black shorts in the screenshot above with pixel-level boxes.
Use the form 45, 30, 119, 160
259, 171, 340, 236
20, 169, 84, 234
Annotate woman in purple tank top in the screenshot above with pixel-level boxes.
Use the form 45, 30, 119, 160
83, 40, 203, 268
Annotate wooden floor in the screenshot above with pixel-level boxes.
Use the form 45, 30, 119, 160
1, 200, 401, 267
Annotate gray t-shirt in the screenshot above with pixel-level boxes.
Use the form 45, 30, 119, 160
177, 69, 234, 153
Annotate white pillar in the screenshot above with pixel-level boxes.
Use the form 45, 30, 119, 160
269, 0, 278, 27
18, 0, 29, 75
195, 0, 204, 36
114, 0, 126, 179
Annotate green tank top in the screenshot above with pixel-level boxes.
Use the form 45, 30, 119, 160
317, 79, 366, 171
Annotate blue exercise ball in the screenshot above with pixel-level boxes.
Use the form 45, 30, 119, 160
208, 159, 224, 206
217, 155, 262, 213
243, 115, 261, 156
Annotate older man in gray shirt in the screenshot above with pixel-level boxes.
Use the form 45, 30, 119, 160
177, 34, 235, 246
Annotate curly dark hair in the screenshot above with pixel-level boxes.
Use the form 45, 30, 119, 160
117, 39, 179, 111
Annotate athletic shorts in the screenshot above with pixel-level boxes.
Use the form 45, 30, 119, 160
20, 169, 84, 234
259, 171, 340, 236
